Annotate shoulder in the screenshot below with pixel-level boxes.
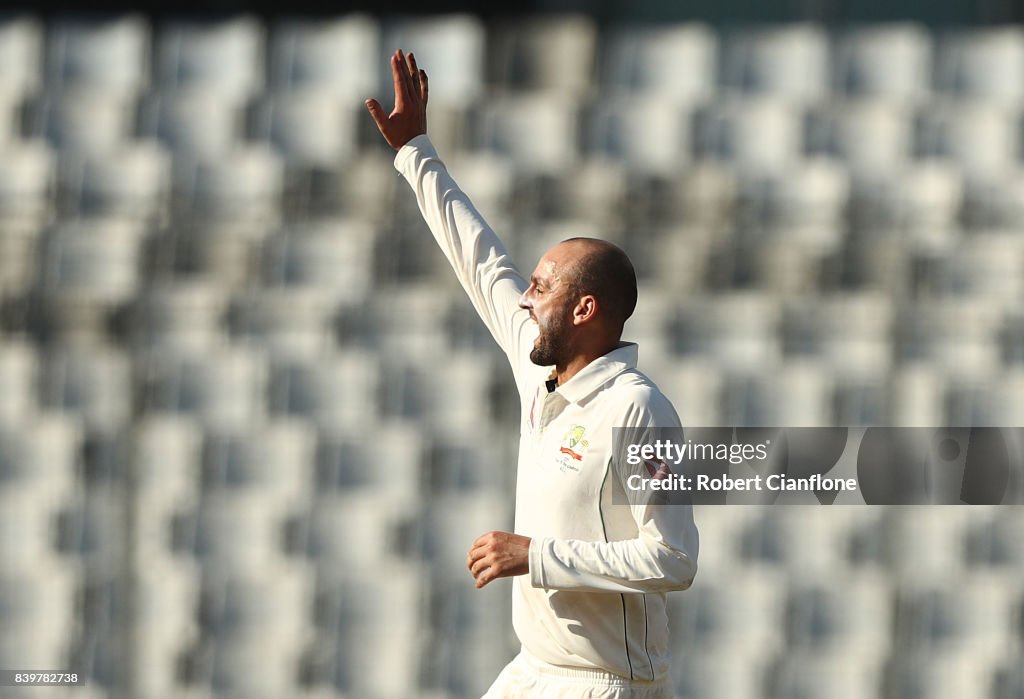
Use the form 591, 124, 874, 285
601, 369, 681, 427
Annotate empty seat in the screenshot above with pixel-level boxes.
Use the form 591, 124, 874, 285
781, 293, 893, 375
141, 345, 268, 431
201, 419, 315, 507
833, 24, 932, 102
40, 346, 133, 432
668, 294, 781, 368
253, 92, 360, 167
768, 650, 883, 699
380, 15, 484, 104
0, 140, 54, 226
0, 572, 76, 658
807, 99, 914, 176
132, 561, 200, 696
30, 91, 134, 155
314, 421, 423, 500
721, 24, 829, 102
472, 94, 579, 173
885, 652, 1001, 699
916, 101, 1020, 177
60, 142, 170, 220
934, 233, 1024, 301
893, 300, 1002, 376
379, 351, 495, 430
229, 287, 337, 359
132, 281, 229, 352
600, 23, 716, 103
156, 17, 264, 99
0, 16, 40, 101
849, 162, 963, 236
694, 97, 802, 173
735, 158, 849, 239
176, 146, 284, 225
268, 350, 381, 430
962, 167, 1024, 230
719, 362, 833, 428
39, 218, 146, 305
140, 91, 244, 158
487, 15, 596, 97
269, 15, 378, 100
133, 415, 203, 506
935, 28, 1024, 105
262, 219, 377, 296
45, 15, 149, 98
0, 341, 37, 425
784, 572, 892, 656
0, 414, 80, 502
305, 492, 420, 570
421, 492, 512, 574
178, 492, 291, 574
584, 98, 692, 175
672, 649, 764, 699
0, 493, 67, 572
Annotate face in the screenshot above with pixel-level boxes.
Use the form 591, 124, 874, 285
520, 249, 577, 367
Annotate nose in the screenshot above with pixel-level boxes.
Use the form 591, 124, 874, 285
518, 291, 532, 311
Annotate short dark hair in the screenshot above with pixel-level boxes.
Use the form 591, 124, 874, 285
561, 238, 638, 332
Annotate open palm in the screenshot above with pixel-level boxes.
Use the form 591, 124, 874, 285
366, 49, 429, 150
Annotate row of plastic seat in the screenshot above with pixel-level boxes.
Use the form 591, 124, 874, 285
5, 16, 1024, 105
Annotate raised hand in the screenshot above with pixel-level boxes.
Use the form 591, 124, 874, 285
365, 49, 429, 150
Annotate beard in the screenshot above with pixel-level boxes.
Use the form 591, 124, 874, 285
529, 309, 571, 367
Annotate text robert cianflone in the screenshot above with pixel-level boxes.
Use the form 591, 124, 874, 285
625, 473, 859, 493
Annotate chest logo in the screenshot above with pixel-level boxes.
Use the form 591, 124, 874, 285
556, 425, 590, 472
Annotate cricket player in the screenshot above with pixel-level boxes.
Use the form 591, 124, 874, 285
367, 49, 699, 699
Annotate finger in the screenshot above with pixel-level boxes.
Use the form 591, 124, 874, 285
397, 49, 415, 107
365, 99, 388, 130
391, 52, 408, 109
470, 556, 493, 579
406, 52, 421, 102
419, 69, 429, 104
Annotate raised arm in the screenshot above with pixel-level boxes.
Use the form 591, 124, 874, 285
366, 51, 535, 377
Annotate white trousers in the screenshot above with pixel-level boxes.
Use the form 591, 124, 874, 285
482, 649, 674, 699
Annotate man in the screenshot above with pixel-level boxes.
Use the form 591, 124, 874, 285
367, 49, 699, 699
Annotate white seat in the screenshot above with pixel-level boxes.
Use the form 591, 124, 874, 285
487, 15, 596, 97
885, 652, 1001, 699
672, 649, 764, 699
893, 300, 1002, 377
721, 24, 829, 102
269, 350, 381, 430
833, 24, 932, 102
31, 91, 134, 155
935, 28, 1024, 106
156, 17, 264, 100
380, 15, 485, 104
262, 219, 377, 296
784, 571, 892, 657
600, 23, 716, 104
183, 492, 291, 574
63, 142, 170, 221
0, 341, 35, 424
134, 281, 229, 352
917, 101, 1020, 178
808, 99, 914, 176
781, 293, 893, 375
254, 91, 359, 167
39, 218, 146, 305
0, 571, 76, 655
962, 167, 1024, 230
230, 287, 337, 360
768, 650, 883, 699
314, 421, 423, 500
142, 345, 268, 431
306, 492, 419, 570
422, 492, 512, 574
694, 97, 802, 173
202, 419, 315, 507
0, 140, 53, 225
938, 232, 1024, 301
850, 162, 963, 237
670, 294, 781, 369
269, 15, 378, 99
40, 346, 132, 431
132, 561, 200, 696
133, 415, 203, 505
140, 91, 244, 158
584, 98, 692, 175
45, 15, 149, 98
737, 158, 849, 238
0, 493, 68, 572
177, 146, 284, 226
0, 414, 80, 502
473, 94, 579, 174
0, 16, 40, 101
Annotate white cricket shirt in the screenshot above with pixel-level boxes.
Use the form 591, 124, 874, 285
395, 135, 699, 682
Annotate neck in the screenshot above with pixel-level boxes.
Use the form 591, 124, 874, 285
553, 340, 623, 386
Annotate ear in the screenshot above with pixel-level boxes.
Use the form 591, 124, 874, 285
572, 295, 598, 326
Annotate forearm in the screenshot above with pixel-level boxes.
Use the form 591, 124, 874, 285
394, 136, 529, 361
528, 535, 697, 594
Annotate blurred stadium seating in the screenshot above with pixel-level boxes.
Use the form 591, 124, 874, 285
0, 11, 1021, 699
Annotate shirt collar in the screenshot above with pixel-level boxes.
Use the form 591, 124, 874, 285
546, 343, 638, 404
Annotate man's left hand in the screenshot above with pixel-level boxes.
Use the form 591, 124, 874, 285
467, 531, 531, 589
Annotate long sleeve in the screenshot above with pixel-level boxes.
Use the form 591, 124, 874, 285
394, 136, 535, 379
527, 398, 699, 594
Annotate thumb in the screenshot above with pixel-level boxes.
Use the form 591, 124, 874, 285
365, 99, 388, 128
